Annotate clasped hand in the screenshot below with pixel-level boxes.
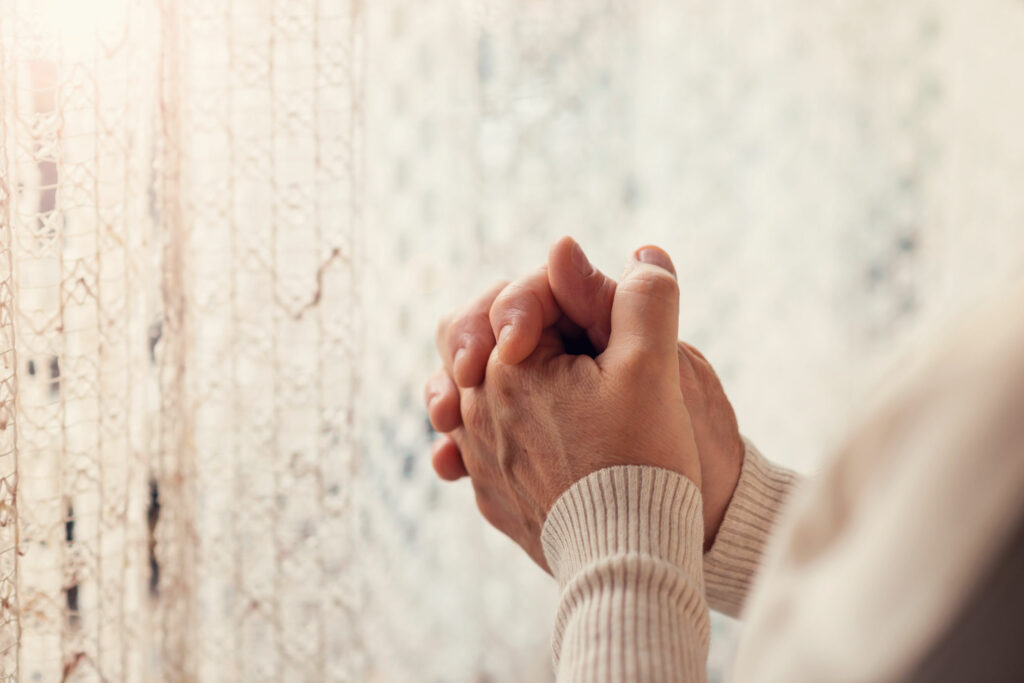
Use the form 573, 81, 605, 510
426, 238, 743, 572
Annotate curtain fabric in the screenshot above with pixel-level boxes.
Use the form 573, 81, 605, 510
1, 0, 1023, 681
0, 1, 362, 679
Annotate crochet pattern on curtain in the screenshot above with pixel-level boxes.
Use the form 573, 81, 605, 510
2, 0, 1024, 681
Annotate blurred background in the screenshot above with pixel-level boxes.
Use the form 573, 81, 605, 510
1, 0, 1023, 681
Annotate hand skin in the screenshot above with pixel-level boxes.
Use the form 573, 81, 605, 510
446, 248, 701, 572
426, 237, 744, 552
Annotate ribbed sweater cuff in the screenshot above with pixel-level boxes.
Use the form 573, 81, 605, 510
541, 466, 709, 673
703, 437, 800, 617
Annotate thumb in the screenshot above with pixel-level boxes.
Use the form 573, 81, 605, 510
599, 246, 680, 374
547, 236, 617, 351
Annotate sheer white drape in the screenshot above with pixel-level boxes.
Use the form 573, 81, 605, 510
1, 0, 1023, 681
1, 1, 362, 679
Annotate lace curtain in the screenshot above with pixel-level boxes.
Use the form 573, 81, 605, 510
1, 0, 1022, 681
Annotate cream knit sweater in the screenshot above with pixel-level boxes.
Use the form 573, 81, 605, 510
540, 285, 1024, 682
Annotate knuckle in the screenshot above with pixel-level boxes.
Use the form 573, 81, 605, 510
491, 283, 535, 324
446, 322, 478, 365
428, 392, 459, 432
425, 369, 453, 408
484, 353, 519, 397
492, 267, 551, 323
492, 283, 525, 312
478, 280, 512, 316
683, 343, 723, 390
438, 280, 511, 357
457, 310, 497, 350
447, 308, 473, 340
484, 348, 508, 378
622, 268, 679, 302
680, 340, 709, 364
460, 387, 486, 429
440, 312, 474, 357
620, 346, 669, 382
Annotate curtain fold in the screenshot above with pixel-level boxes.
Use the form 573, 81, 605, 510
0, 0, 365, 679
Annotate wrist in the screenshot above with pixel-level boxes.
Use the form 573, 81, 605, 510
701, 433, 745, 550
541, 465, 704, 587
703, 437, 801, 615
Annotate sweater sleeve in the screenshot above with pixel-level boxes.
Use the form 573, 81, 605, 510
702, 437, 800, 617
541, 466, 709, 683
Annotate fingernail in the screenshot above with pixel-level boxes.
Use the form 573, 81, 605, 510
571, 240, 595, 276
497, 324, 513, 351
453, 347, 467, 373
635, 246, 676, 277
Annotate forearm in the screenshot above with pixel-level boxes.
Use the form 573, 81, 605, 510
703, 437, 801, 617
542, 466, 710, 682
